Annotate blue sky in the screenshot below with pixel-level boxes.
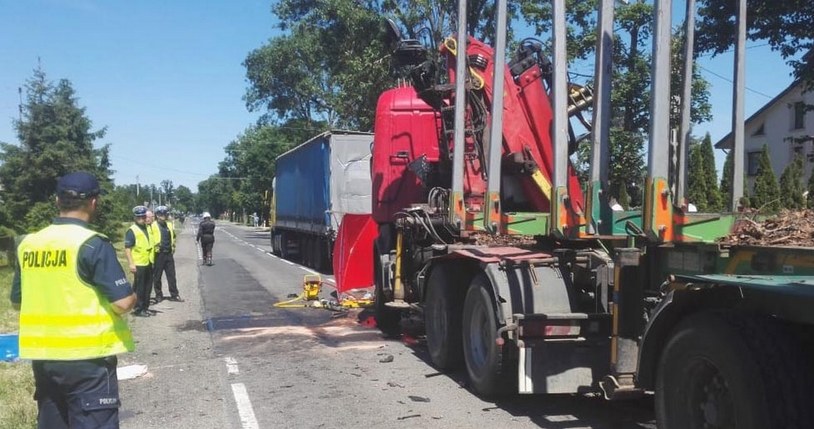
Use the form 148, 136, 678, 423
0, 0, 277, 191
0, 1, 801, 191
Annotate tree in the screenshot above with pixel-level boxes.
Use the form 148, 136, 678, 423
160, 180, 175, 206
686, 138, 706, 209
779, 155, 805, 209
696, 0, 814, 85
720, 150, 733, 204
0, 67, 118, 236
245, 0, 521, 130
524, 0, 711, 205
174, 185, 195, 213
750, 145, 781, 212
687, 133, 721, 211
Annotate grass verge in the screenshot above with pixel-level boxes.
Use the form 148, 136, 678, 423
0, 266, 36, 429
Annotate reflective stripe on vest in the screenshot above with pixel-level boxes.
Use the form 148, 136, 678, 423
17, 224, 134, 360
130, 223, 153, 266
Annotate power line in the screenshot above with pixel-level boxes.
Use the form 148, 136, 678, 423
697, 65, 774, 99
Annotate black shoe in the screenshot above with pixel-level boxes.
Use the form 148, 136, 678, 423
146, 309, 158, 315
167, 296, 185, 302
150, 297, 164, 304
133, 311, 151, 317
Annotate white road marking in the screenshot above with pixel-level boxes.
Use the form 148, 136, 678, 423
282, 259, 294, 266
301, 267, 318, 275
231, 383, 260, 429
225, 357, 239, 375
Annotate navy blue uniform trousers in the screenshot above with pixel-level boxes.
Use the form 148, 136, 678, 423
32, 356, 121, 429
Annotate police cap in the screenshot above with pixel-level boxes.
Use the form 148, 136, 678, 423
133, 205, 148, 217
56, 172, 101, 199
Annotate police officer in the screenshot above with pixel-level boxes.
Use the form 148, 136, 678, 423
11, 171, 136, 428
124, 206, 154, 317
196, 212, 215, 266
152, 205, 182, 302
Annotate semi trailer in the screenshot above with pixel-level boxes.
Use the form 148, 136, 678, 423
328, 0, 814, 428
270, 130, 373, 271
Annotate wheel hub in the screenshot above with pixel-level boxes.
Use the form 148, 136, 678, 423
690, 361, 734, 429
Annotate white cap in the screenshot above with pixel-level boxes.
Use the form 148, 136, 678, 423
203, 212, 211, 218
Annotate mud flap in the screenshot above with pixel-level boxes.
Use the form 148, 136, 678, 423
517, 340, 607, 394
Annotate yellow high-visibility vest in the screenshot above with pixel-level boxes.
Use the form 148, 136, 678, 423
130, 223, 153, 266
153, 221, 176, 253
17, 223, 134, 360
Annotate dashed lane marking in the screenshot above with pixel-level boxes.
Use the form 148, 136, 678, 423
225, 357, 239, 375
231, 383, 260, 429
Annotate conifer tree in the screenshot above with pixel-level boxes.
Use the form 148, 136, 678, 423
700, 133, 721, 210
720, 150, 733, 205
0, 67, 115, 235
750, 145, 781, 212
686, 140, 707, 210
779, 155, 805, 209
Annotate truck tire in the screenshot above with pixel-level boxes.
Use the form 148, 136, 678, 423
270, 233, 279, 256
655, 311, 813, 429
373, 246, 400, 337
462, 274, 513, 397
425, 266, 463, 371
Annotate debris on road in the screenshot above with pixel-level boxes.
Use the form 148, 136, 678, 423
397, 414, 421, 421
118, 364, 148, 381
379, 354, 394, 363
408, 395, 430, 403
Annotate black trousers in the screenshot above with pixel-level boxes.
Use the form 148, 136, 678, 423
133, 264, 153, 312
153, 252, 178, 298
201, 235, 214, 261
32, 356, 121, 429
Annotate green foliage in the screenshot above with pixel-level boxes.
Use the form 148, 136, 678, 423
609, 129, 645, 208
686, 133, 721, 211
779, 155, 806, 209
720, 150, 733, 204
533, 0, 711, 201
0, 67, 122, 237
750, 145, 781, 212
174, 185, 195, 212
696, 0, 814, 85
23, 202, 57, 233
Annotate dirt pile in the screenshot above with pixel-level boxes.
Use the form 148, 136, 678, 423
719, 209, 814, 247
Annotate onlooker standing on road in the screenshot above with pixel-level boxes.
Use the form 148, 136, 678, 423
125, 206, 154, 317
11, 171, 136, 428
152, 205, 183, 302
197, 212, 216, 266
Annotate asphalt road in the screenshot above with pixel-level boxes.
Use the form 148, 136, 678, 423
118, 221, 657, 429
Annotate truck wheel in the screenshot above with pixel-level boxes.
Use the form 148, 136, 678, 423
462, 274, 512, 397
425, 266, 463, 370
270, 233, 279, 256
655, 312, 812, 429
373, 247, 400, 337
